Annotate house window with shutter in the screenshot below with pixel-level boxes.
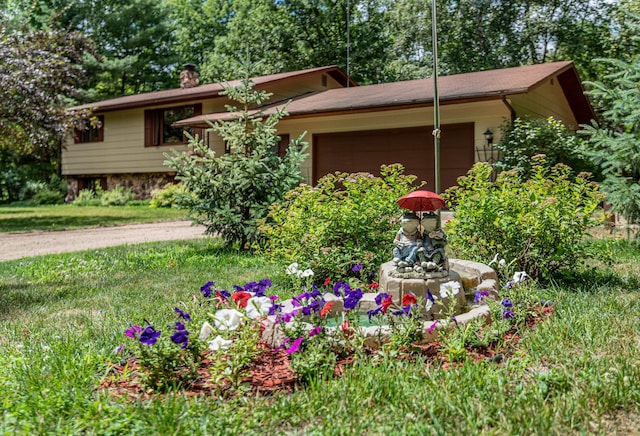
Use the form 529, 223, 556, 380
74, 115, 104, 143
144, 104, 202, 147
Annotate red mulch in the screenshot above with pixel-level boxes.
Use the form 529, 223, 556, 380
100, 305, 553, 401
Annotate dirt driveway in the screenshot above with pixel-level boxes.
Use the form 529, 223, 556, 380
0, 221, 208, 262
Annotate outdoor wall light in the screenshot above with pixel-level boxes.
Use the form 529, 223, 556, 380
483, 129, 494, 145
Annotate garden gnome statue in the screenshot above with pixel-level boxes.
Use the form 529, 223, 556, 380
393, 212, 423, 272
417, 212, 449, 272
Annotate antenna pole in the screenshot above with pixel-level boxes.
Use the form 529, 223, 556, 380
432, 0, 441, 196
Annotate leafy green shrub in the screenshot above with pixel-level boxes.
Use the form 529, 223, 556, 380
100, 184, 134, 206
494, 117, 597, 180
165, 72, 307, 248
443, 157, 604, 280
33, 187, 64, 205
260, 164, 419, 282
72, 189, 100, 206
150, 183, 190, 208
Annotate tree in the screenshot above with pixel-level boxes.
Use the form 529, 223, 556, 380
0, 27, 93, 159
165, 65, 309, 248
581, 54, 640, 227
60, 0, 178, 100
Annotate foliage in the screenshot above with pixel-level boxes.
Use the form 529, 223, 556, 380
150, 183, 191, 208
494, 117, 597, 180
72, 189, 100, 206
2, 237, 640, 433
58, 0, 178, 100
0, 26, 93, 159
443, 158, 604, 280
165, 70, 308, 248
581, 27, 640, 226
122, 308, 204, 392
260, 164, 419, 283
99, 184, 135, 206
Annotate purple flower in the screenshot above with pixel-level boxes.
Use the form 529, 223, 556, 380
333, 281, 351, 296
352, 263, 363, 273
114, 345, 125, 354
393, 305, 412, 316
232, 284, 244, 293
285, 337, 304, 354
367, 307, 382, 320
375, 293, 390, 306
502, 309, 515, 319
308, 326, 322, 337
343, 288, 364, 310
200, 281, 215, 298
259, 278, 272, 288
426, 289, 436, 303
174, 307, 191, 321
474, 290, 490, 303
501, 299, 513, 308
277, 310, 299, 324
125, 325, 142, 339
170, 322, 190, 349
302, 299, 321, 316
218, 289, 231, 298
139, 325, 161, 346
268, 303, 284, 316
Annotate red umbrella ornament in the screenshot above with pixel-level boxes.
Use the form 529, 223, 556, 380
397, 190, 445, 212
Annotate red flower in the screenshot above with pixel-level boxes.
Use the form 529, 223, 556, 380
324, 277, 331, 286
320, 301, 335, 318
402, 292, 417, 306
231, 291, 251, 308
368, 281, 379, 290
381, 295, 393, 313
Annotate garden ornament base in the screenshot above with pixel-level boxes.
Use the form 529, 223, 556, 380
262, 259, 498, 349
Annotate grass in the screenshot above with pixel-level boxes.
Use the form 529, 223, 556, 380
1, 234, 639, 434
0, 204, 188, 233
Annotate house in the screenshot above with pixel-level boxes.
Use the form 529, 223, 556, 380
63, 61, 595, 199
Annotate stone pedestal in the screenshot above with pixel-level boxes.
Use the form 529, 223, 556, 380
378, 261, 466, 317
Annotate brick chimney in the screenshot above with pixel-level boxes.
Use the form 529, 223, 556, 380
180, 63, 199, 89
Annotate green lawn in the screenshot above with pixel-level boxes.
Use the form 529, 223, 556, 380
0, 236, 639, 434
0, 204, 188, 232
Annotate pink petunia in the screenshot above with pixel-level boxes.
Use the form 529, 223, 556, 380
285, 337, 304, 354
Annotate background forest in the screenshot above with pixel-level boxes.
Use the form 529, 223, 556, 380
2, 0, 638, 99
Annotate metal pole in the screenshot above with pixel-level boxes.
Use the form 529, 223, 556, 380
432, 0, 441, 197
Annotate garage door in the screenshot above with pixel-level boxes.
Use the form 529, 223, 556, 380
313, 123, 474, 191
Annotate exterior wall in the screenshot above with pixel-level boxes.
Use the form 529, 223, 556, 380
509, 78, 579, 128
276, 100, 510, 184
62, 105, 199, 176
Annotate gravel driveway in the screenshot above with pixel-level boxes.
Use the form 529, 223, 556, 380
0, 221, 208, 262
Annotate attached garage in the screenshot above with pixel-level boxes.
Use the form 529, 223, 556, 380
313, 123, 475, 190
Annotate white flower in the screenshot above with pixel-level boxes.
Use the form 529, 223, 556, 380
488, 253, 500, 266
498, 259, 507, 268
198, 321, 215, 340
425, 299, 434, 312
245, 296, 272, 319
208, 335, 233, 351
285, 262, 299, 275
440, 281, 462, 299
213, 308, 243, 331
298, 268, 314, 278
513, 271, 528, 283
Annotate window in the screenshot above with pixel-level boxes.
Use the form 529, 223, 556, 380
144, 104, 202, 146
74, 115, 104, 143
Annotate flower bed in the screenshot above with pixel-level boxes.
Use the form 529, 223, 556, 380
104, 271, 550, 398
